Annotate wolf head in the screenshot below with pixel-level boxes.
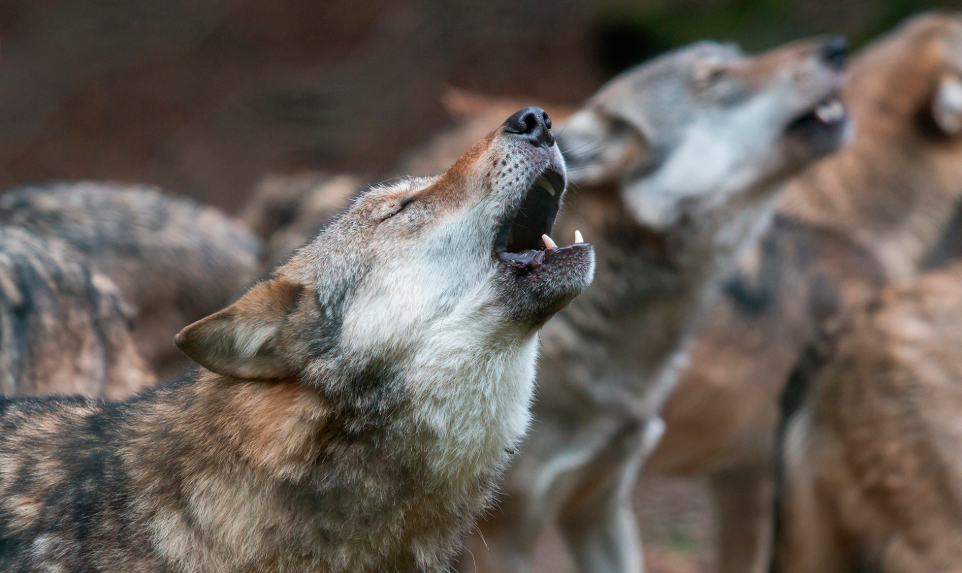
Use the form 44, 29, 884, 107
560, 37, 851, 233
772, 14, 962, 279
176, 108, 595, 389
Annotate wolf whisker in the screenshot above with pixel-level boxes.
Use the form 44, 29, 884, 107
566, 161, 614, 171
565, 143, 608, 159
560, 138, 599, 156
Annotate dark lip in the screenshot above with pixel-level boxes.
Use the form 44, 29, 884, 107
492, 166, 565, 266
497, 241, 591, 272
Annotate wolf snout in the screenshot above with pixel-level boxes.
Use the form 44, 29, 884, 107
818, 36, 848, 71
503, 107, 555, 147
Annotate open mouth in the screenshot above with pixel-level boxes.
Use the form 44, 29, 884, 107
487, 151, 594, 323
492, 168, 576, 267
785, 96, 848, 136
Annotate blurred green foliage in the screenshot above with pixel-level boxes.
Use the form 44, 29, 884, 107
591, 0, 958, 76
666, 528, 702, 554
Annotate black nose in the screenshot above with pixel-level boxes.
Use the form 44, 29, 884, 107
819, 36, 847, 71
503, 107, 555, 147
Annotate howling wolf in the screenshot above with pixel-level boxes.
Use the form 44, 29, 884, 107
0, 108, 594, 573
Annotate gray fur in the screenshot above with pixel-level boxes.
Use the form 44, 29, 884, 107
0, 117, 594, 573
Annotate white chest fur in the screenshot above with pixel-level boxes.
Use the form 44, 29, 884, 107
407, 311, 538, 489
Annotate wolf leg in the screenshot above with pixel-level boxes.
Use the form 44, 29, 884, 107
457, 415, 636, 573
556, 420, 660, 573
772, 412, 848, 573
558, 486, 643, 573
709, 464, 774, 573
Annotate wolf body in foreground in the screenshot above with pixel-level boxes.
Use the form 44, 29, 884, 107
0, 108, 594, 573
0, 183, 261, 381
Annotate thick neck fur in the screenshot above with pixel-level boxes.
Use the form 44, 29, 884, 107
272, 264, 540, 491
538, 183, 775, 412
0, 339, 538, 573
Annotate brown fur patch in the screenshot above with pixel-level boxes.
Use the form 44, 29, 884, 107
776, 260, 962, 572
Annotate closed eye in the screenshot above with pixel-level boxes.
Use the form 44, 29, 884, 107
380, 195, 417, 222
398, 196, 416, 211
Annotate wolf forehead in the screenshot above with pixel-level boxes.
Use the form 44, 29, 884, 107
344, 177, 441, 222
274, 172, 494, 306
326, 146, 538, 235
594, 43, 742, 104
591, 39, 820, 122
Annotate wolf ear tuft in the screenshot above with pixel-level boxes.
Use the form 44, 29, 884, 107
933, 73, 962, 136
175, 279, 303, 379
556, 108, 650, 186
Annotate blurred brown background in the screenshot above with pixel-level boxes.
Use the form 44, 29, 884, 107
0, 0, 955, 212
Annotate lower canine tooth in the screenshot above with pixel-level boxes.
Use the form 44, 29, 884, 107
542, 234, 558, 249
575, 230, 584, 244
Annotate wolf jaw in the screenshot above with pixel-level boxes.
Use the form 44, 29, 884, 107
789, 98, 847, 129
784, 95, 851, 151
485, 158, 593, 327
494, 168, 564, 258
493, 167, 587, 266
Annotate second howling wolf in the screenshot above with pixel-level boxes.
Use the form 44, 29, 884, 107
455, 37, 852, 573
0, 109, 594, 573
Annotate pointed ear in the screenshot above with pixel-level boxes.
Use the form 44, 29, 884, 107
175, 279, 303, 379
556, 107, 650, 186
933, 73, 962, 136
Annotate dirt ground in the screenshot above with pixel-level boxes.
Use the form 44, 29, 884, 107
463, 475, 716, 573
633, 476, 715, 573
